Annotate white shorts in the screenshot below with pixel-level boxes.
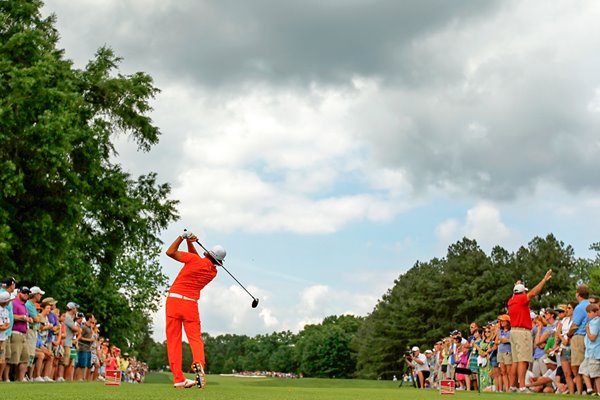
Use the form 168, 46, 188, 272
579, 358, 600, 379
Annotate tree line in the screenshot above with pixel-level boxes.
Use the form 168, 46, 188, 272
137, 235, 599, 379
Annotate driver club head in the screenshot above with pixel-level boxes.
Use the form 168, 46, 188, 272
252, 298, 259, 308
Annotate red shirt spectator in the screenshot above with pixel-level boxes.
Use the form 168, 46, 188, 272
508, 291, 532, 329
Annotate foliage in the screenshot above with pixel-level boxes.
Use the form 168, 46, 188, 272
353, 234, 590, 379
0, 0, 177, 348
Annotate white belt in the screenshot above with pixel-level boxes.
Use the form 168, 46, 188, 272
168, 292, 197, 302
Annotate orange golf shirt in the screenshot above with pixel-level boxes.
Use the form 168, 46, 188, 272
169, 252, 217, 300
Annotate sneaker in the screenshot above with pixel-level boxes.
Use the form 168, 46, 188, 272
192, 363, 206, 388
173, 379, 196, 389
519, 387, 531, 393
43, 376, 54, 382
510, 387, 518, 393
34, 376, 46, 382
56, 377, 65, 382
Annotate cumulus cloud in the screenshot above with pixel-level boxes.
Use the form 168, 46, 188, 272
436, 203, 518, 251
160, 83, 413, 233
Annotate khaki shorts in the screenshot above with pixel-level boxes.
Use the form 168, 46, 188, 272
498, 351, 512, 365
510, 328, 533, 363
25, 329, 37, 359
3, 335, 10, 361
571, 335, 585, 366
0, 340, 6, 363
580, 358, 600, 378
8, 332, 28, 364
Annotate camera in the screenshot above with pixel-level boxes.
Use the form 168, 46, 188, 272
403, 350, 413, 359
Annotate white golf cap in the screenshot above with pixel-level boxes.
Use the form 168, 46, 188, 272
209, 245, 226, 262
425, 349, 433, 354
411, 346, 420, 352
0, 291, 13, 302
513, 283, 527, 293
30, 286, 45, 295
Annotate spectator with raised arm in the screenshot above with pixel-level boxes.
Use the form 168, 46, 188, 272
507, 269, 552, 392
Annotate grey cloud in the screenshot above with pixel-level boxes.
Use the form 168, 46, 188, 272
45, 0, 500, 87
359, 58, 600, 199
44, 0, 600, 201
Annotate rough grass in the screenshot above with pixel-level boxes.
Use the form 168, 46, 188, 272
0, 373, 581, 399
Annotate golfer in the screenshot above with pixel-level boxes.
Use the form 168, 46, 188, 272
165, 231, 226, 389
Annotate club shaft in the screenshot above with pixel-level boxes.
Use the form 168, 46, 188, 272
194, 239, 257, 301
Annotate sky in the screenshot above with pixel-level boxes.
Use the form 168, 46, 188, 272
41, 0, 600, 342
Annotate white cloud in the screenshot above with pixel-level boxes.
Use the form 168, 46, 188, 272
436, 203, 518, 251
299, 285, 330, 312
160, 83, 416, 234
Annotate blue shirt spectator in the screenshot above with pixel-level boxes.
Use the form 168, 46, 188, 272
498, 329, 511, 353
573, 299, 590, 336
585, 315, 600, 359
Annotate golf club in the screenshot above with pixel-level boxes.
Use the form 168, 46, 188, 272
184, 230, 259, 308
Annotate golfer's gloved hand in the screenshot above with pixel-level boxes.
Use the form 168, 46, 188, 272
181, 231, 194, 239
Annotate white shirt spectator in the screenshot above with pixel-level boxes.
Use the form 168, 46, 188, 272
413, 353, 429, 372
0, 305, 9, 341
543, 368, 557, 391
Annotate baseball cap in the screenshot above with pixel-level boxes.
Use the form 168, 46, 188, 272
411, 346, 420, 352
425, 349, 433, 354
498, 314, 511, 322
513, 283, 528, 293
544, 356, 557, 365
1, 276, 17, 287
18, 286, 31, 295
30, 286, 45, 295
66, 301, 79, 310
209, 245, 226, 263
0, 291, 13, 303
42, 297, 58, 306
555, 305, 566, 313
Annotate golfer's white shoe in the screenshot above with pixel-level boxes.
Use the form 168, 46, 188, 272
173, 378, 196, 389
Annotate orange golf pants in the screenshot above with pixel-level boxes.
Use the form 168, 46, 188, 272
165, 296, 205, 383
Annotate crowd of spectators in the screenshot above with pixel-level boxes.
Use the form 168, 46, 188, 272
0, 277, 147, 384
404, 270, 600, 395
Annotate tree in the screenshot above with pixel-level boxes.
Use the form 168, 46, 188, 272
295, 315, 363, 378
0, 0, 178, 347
585, 242, 600, 294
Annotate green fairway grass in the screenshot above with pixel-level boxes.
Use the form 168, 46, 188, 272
0, 373, 581, 399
